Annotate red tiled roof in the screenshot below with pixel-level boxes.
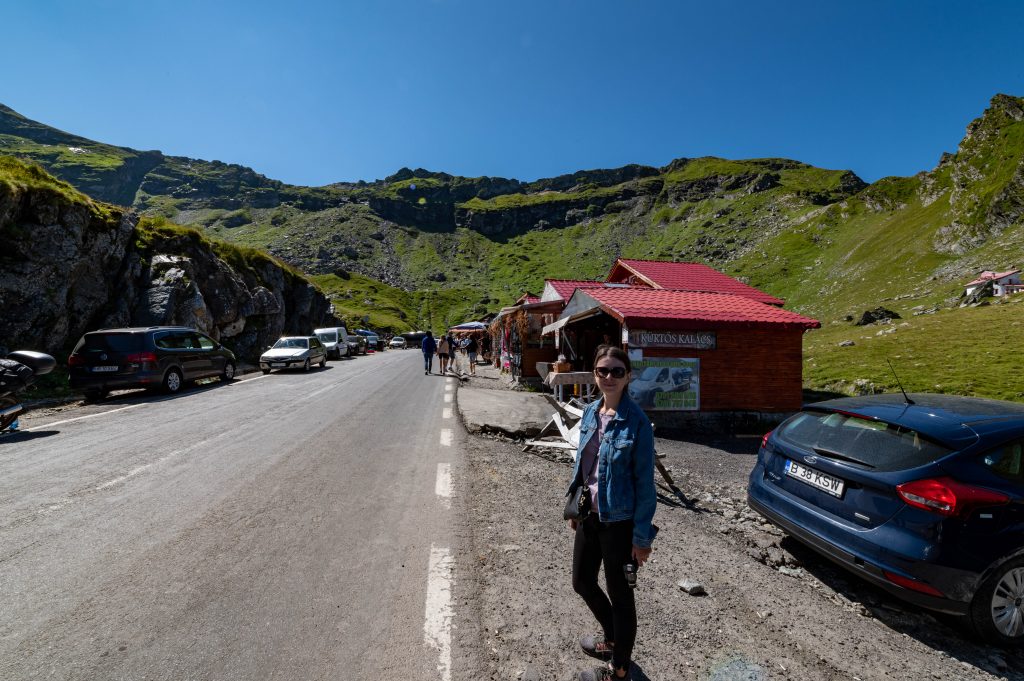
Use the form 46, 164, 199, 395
545, 279, 605, 301
516, 292, 541, 304
965, 269, 1020, 287
609, 259, 785, 306
581, 288, 819, 329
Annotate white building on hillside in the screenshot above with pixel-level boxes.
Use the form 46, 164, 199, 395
964, 269, 1023, 297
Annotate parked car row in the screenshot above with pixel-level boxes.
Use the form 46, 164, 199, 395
260, 325, 388, 373
748, 393, 1024, 646
66, 323, 392, 398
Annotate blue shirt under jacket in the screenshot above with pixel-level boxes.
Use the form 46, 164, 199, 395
422, 336, 437, 354
568, 393, 658, 548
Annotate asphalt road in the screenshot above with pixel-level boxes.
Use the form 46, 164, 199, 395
0, 350, 474, 681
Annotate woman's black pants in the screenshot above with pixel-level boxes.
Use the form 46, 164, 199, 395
572, 514, 636, 671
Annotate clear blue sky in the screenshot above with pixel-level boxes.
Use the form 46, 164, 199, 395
2, 0, 1023, 186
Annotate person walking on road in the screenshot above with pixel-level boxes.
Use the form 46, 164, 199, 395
421, 331, 437, 374
436, 334, 450, 375
466, 335, 479, 376
445, 333, 457, 375
566, 345, 657, 681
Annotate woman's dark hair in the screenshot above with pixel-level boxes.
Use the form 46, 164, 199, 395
593, 344, 631, 372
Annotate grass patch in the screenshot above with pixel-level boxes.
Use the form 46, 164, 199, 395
804, 298, 1024, 402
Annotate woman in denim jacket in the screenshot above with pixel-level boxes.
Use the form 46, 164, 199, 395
567, 345, 657, 681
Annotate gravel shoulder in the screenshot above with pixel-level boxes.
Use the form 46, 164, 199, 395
459, 411, 1023, 680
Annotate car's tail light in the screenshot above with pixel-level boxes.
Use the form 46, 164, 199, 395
68, 354, 84, 367
761, 430, 773, 449
897, 477, 1009, 517
125, 352, 158, 364
882, 570, 945, 597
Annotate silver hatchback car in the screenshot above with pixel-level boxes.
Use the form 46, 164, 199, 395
259, 336, 327, 373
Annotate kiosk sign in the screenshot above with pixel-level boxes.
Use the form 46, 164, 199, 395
628, 330, 716, 350
628, 358, 699, 411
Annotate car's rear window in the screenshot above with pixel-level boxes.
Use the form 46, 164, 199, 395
77, 332, 142, 353
777, 410, 953, 471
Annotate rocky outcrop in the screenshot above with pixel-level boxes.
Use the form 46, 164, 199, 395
0, 178, 137, 357
137, 157, 348, 212
932, 94, 1024, 254
368, 195, 457, 230
525, 164, 660, 192
455, 187, 645, 239
0, 162, 335, 362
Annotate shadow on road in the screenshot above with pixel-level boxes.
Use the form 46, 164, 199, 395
84, 376, 243, 408
0, 429, 60, 444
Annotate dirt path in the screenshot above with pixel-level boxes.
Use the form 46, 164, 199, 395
460, 432, 1023, 680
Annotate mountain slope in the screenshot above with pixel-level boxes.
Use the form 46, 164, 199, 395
2, 96, 1023, 402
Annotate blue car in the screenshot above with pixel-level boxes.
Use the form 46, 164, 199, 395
748, 393, 1024, 646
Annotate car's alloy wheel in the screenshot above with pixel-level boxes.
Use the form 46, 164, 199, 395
319, 356, 326, 368
991, 567, 1024, 638
222, 362, 235, 382
969, 556, 1024, 646
163, 368, 183, 394
303, 359, 311, 372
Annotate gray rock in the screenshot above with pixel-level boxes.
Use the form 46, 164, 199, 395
778, 566, 804, 578
839, 340, 855, 347
855, 307, 902, 326
677, 579, 706, 596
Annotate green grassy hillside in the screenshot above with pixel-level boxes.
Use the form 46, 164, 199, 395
3, 95, 1024, 400
804, 296, 1024, 401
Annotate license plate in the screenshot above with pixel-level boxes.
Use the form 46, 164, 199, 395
785, 459, 845, 497
271, 362, 286, 368
91, 366, 118, 372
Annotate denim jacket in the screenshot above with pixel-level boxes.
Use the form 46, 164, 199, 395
567, 393, 657, 548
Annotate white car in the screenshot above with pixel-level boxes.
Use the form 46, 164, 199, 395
259, 336, 328, 373
315, 326, 350, 359
389, 337, 407, 349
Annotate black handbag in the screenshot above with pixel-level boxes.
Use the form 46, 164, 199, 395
564, 449, 599, 521
563, 483, 591, 521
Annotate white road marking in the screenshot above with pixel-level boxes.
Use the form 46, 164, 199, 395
95, 463, 153, 490
22, 436, 224, 525
435, 462, 452, 508
22, 403, 145, 431
425, 545, 454, 681
439, 428, 453, 447
93, 440, 207, 491
442, 407, 452, 419
444, 383, 453, 392
443, 393, 452, 403
302, 380, 342, 401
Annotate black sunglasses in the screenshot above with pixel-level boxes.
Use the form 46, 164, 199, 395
594, 366, 627, 379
